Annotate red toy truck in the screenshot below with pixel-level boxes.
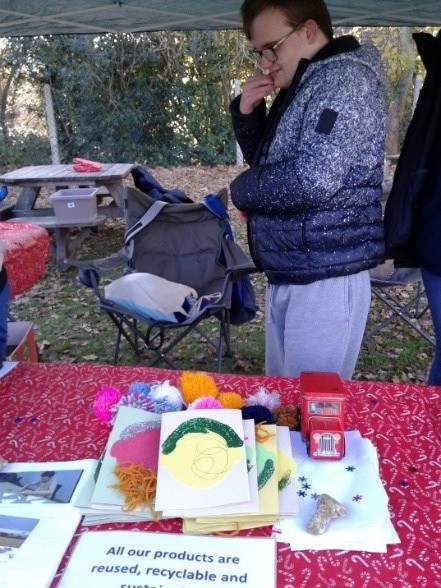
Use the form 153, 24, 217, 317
299, 371, 346, 461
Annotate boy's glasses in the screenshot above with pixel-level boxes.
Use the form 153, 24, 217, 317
251, 24, 303, 62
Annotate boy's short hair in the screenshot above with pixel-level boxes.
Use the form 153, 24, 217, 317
240, 0, 333, 40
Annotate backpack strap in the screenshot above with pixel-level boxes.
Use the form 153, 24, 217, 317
124, 200, 168, 246
202, 193, 234, 240
124, 199, 168, 264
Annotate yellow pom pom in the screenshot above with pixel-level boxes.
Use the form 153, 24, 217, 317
217, 391, 244, 409
179, 371, 218, 405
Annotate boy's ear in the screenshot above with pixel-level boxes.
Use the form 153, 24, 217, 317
302, 19, 320, 43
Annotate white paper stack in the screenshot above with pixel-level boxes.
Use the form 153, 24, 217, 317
272, 430, 400, 552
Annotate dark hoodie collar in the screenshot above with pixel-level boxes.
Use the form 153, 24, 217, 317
278, 36, 360, 110
312, 35, 360, 63
275, 35, 361, 115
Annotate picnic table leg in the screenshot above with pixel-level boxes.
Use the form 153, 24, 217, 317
52, 226, 97, 272
102, 181, 125, 209
14, 186, 41, 211
53, 227, 69, 272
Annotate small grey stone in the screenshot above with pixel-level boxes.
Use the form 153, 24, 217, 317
307, 493, 347, 535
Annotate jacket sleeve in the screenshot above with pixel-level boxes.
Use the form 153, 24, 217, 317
230, 66, 384, 214
229, 95, 268, 166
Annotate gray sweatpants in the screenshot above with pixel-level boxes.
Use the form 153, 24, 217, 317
265, 271, 371, 379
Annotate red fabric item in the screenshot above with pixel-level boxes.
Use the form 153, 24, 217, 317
0, 221, 50, 297
72, 157, 102, 172
1, 363, 441, 587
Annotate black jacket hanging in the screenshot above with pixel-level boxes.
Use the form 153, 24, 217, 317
384, 29, 441, 272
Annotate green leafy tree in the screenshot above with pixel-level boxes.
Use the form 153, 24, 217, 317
16, 31, 250, 166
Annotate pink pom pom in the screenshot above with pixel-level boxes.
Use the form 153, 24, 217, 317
188, 396, 223, 410
93, 386, 122, 423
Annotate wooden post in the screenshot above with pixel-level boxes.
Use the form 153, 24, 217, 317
234, 80, 244, 166
44, 83, 61, 165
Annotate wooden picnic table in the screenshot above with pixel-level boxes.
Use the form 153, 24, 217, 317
0, 163, 133, 214
0, 163, 133, 271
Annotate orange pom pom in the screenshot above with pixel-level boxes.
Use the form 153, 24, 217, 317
179, 371, 218, 405
217, 391, 244, 409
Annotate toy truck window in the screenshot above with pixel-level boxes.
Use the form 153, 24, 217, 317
308, 401, 341, 415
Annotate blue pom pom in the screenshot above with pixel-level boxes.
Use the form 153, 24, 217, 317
241, 405, 275, 424
127, 381, 152, 396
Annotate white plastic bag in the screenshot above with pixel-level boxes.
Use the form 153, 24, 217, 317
105, 272, 198, 323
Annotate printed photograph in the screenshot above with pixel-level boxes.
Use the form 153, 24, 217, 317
0, 514, 39, 565
0, 469, 84, 504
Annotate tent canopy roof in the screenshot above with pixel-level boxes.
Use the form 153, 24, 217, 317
0, 0, 440, 37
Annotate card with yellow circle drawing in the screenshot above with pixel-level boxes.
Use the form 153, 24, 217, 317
155, 409, 249, 512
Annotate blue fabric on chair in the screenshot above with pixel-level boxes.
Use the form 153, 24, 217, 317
131, 166, 193, 204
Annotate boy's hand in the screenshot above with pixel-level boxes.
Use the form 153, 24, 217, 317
240, 74, 275, 114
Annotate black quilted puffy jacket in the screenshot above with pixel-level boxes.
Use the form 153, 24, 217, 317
229, 36, 386, 285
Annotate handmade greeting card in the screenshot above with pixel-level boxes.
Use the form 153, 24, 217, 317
276, 425, 299, 516
184, 423, 280, 534
155, 409, 249, 511
91, 406, 161, 516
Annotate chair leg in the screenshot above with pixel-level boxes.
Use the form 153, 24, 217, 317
113, 328, 122, 365
364, 286, 434, 346
104, 311, 146, 363
221, 309, 232, 357
102, 306, 235, 371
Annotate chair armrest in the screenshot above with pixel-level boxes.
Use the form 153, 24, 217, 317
65, 249, 127, 273
226, 262, 258, 281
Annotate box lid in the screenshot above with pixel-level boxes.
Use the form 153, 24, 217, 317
50, 188, 99, 201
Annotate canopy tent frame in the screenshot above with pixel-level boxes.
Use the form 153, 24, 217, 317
0, 0, 440, 38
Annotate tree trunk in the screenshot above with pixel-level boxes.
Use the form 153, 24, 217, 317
386, 28, 417, 155
0, 69, 15, 145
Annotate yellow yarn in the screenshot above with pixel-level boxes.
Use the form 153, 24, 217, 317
217, 391, 244, 409
179, 371, 218, 405
255, 423, 276, 442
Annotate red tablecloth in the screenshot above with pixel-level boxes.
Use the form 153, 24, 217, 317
0, 221, 50, 297
1, 363, 441, 588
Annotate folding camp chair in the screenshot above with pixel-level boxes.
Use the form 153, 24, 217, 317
363, 259, 434, 346
68, 186, 256, 371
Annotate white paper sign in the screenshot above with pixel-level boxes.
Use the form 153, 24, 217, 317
59, 530, 276, 588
